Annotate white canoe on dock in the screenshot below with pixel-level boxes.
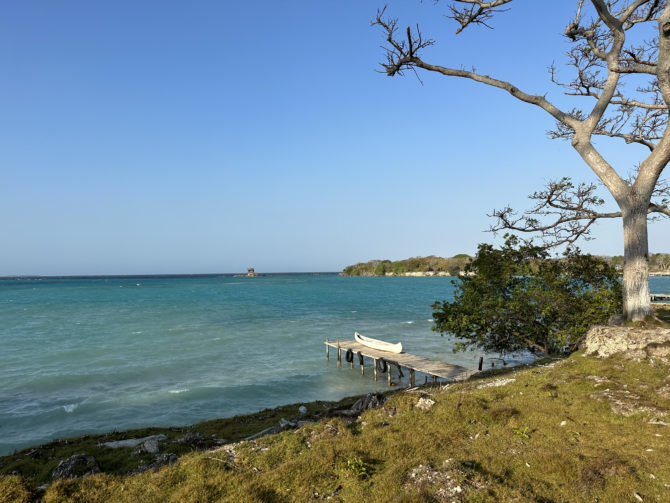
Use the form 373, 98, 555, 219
354, 331, 403, 354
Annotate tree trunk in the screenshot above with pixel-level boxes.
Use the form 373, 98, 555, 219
622, 205, 652, 321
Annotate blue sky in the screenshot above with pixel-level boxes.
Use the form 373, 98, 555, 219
1, 1, 668, 275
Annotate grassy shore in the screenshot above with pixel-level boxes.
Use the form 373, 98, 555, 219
3, 306, 669, 502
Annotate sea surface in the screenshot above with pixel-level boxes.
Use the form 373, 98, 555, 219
1, 274, 669, 455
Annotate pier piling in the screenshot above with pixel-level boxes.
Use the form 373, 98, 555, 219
324, 338, 476, 386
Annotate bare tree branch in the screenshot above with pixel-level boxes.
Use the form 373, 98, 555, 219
489, 176, 670, 248
373, 0, 670, 319
443, 0, 514, 34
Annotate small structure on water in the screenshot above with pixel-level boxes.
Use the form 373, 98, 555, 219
233, 268, 260, 278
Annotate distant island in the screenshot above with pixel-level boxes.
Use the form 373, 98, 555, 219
341, 253, 670, 277
341, 255, 472, 277
233, 268, 260, 278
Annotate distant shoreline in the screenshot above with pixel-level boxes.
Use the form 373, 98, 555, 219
0, 272, 340, 280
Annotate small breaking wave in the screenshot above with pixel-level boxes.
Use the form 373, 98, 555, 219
62, 404, 78, 413
169, 389, 189, 394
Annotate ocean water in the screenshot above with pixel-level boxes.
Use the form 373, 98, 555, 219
1, 274, 669, 455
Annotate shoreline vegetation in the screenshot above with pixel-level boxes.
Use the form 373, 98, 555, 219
3, 311, 670, 502
341, 253, 670, 277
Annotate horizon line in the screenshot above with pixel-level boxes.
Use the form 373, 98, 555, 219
0, 272, 342, 280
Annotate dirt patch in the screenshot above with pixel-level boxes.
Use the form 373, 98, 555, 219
579, 455, 633, 493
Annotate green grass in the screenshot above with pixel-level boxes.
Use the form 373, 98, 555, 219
3, 350, 670, 502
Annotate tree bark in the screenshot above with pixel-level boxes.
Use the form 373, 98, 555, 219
622, 202, 653, 321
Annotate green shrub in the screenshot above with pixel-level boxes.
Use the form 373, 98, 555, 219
432, 236, 622, 355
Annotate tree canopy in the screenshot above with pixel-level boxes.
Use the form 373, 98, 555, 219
432, 236, 622, 356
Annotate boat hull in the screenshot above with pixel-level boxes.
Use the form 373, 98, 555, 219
354, 332, 403, 353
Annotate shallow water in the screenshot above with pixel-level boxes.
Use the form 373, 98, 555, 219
1, 274, 668, 455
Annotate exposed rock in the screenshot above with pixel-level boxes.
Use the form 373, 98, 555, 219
404, 462, 466, 502
129, 453, 178, 475
177, 431, 204, 447
245, 417, 300, 440
153, 452, 178, 467
607, 314, 625, 326
333, 393, 387, 417
51, 454, 101, 480
583, 326, 670, 362
352, 393, 386, 412
101, 434, 167, 449
586, 375, 611, 387
656, 384, 670, 400
591, 389, 667, 417
133, 438, 161, 456
415, 397, 436, 411
476, 378, 516, 389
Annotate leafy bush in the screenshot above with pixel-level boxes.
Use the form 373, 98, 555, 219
432, 236, 622, 355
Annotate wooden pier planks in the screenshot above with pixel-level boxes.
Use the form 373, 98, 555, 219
325, 339, 477, 382
651, 293, 670, 302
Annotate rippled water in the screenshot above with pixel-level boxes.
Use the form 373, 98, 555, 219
1, 274, 668, 454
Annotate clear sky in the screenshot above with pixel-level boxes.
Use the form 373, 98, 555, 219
1, 1, 668, 275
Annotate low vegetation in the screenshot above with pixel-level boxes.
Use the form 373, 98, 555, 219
342, 255, 471, 276
3, 339, 670, 502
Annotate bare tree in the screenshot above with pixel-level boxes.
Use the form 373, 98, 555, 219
373, 0, 670, 321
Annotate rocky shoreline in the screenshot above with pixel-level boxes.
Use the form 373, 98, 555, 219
0, 392, 393, 491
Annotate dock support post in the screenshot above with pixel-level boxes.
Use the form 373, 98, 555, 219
326, 339, 329, 361
337, 339, 341, 368
373, 358, 378, 381
360, 359, 364, 376
409, 369, 415, 387
478, 356, 483, 371
432, 375, 437, 384
388, 364, 391, 386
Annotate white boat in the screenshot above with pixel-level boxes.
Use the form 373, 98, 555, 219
354, 331, 403, 353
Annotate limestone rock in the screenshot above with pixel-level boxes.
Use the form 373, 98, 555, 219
51, 454, 101, 480
101, 434, 166, 449
133, 438, 161, 455
590, 389, 666, 417
177, 431, 204, 447
351, 393, 386, 414
582, 326, 670, 361
415, 397, 436, 411
129, 453, 179, 475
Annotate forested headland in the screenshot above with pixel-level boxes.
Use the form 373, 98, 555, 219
341, 255, 472, 276
341, 253, 670, 277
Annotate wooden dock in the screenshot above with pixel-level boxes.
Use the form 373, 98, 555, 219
651, 293, 670, 302
325, 338, 478, 386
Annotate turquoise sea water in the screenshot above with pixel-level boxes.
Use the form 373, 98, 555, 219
1, 274, 669, 455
